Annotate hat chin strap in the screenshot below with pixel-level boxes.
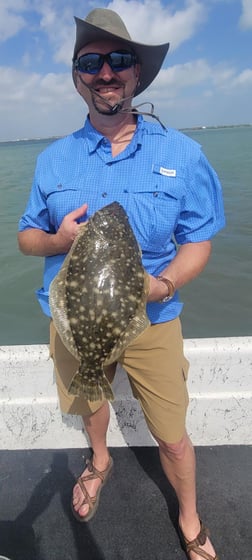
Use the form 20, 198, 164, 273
77, 73, 130, 114
77, 73, 166, 129
119, 103, 166, 130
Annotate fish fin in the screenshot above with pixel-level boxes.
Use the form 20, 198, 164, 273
49, 286, 79, 359
68, 366, 114, 402
100, 375, 115, 402
105, 310, 150, 365
105, 271, 150, 365
49, 233, 88, 360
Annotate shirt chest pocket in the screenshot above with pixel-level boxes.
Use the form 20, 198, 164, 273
45, 184, 86, 229
123, 175, 184, 252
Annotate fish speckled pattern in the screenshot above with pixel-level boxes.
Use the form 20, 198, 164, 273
49, 202, 150, 401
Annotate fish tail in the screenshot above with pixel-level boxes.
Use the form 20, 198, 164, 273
100, 374, 114, 402
68, 368, 114, 402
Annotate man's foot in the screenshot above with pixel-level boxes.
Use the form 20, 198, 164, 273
72, 454, 113, 522
179, 517, 219, 560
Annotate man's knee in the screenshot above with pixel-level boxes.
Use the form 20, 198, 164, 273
82, 400, 109, 423
157, 432, 191, 461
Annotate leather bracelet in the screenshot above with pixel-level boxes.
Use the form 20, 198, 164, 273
156, 275, 175, 303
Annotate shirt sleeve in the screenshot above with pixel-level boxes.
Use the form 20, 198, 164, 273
174, 150, 225, 244
18, 158, 54, 233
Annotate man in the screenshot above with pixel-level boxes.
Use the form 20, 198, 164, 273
18, 8, 224, 560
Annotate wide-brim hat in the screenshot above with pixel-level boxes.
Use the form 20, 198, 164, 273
72, 8, 169, 96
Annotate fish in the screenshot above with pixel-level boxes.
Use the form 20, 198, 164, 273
49, 201, 150, 401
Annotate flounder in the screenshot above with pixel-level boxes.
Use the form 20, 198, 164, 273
49, 202, 150, 401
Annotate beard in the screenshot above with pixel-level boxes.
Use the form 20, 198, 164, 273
90, 78, 126, 115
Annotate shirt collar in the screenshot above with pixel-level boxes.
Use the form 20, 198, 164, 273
83, 116, 104, 154
82, 114, 166, 154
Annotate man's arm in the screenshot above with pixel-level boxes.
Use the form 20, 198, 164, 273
148, 240, 212, 302
18, 203, 88, 257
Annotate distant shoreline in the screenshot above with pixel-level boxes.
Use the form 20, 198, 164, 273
1, 123, 251, 143
181, 123, 252, 132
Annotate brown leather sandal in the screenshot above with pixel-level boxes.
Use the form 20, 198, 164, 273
179, 520, 219, 560
71, 456, 113, 522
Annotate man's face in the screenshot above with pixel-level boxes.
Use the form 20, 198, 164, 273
74, 39, 140, 116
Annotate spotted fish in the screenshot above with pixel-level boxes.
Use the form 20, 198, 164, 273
49, 202, 150, 401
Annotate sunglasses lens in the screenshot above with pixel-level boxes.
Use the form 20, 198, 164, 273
77, 54, 102, 74
75, 51, 136, 74
109, 51, 135, 71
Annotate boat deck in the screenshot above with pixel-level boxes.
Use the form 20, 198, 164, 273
0, 445, 251, 559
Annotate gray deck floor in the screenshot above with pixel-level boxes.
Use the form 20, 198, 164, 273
0, 446, 251, 559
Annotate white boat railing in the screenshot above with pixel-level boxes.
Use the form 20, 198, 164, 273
0, 336, 251, 449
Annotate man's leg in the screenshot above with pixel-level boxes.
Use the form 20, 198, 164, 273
72, 401, 111, 518
156, 431, 217, 560
50, 322, 114, 519
119, 320, 218, 559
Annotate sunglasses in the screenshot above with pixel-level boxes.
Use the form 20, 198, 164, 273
74, 50, 137, 75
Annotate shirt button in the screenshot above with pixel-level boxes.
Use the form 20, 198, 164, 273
102, 192, 107, 198
153, 191, 159, 197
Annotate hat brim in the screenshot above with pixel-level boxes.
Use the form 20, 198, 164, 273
72, 17, 169, 97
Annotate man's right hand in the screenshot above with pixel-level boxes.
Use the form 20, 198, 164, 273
56, 203, 88, 252
18, 203, 88, 257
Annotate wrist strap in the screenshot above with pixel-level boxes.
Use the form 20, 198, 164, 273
156, 276, 175, 302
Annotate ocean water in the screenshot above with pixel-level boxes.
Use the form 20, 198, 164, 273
0, 127, 251, 345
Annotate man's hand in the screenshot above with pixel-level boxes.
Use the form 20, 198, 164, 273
56, 204, 88, 253
18, 203, 88, 257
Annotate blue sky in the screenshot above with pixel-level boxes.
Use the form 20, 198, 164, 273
0, 0, 251, 140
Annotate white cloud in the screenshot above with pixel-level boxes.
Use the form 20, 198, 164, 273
148, 58, 252, 99
3, 0, 207, 67
0, 1, 82, 65
9, 0, 207, 69
240, 0, 252, 29
0, 0, 28, 42
0, 66, 83, 140
1, 51, 251, 140
36, 2, 76, 65
0, 66, 75, 105
155, 59, 211, 92
106, 0, 207, 49
0, 1, 251, 138
228, 67, 252, 86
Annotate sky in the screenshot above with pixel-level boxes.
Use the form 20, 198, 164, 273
0, 0, 252, 141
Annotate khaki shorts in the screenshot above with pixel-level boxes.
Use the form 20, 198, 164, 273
50, 318, 189, 443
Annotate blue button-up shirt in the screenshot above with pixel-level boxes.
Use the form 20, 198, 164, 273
19, 115, 225, 323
